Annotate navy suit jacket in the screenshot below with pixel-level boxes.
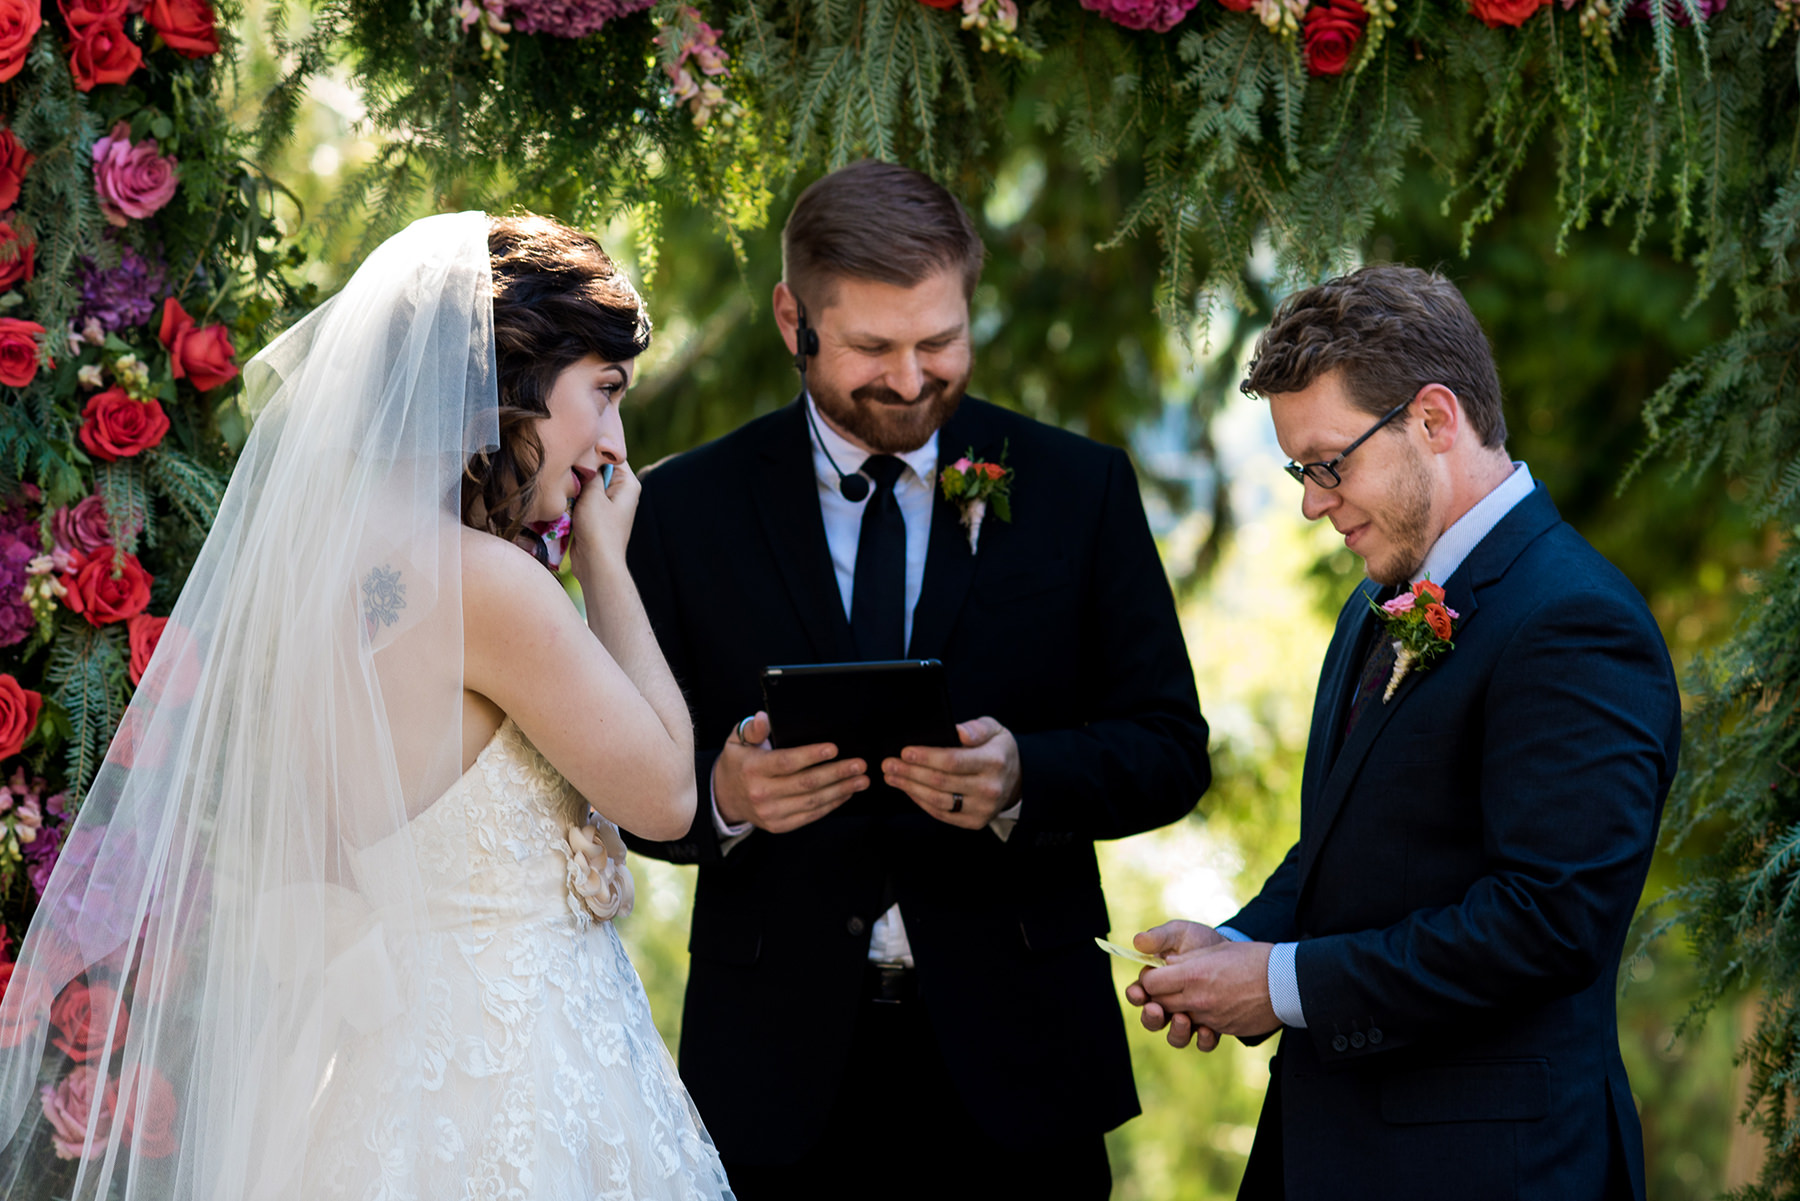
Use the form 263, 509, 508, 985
1224, 483, 1679, 1201
623, 397, 1211, 1164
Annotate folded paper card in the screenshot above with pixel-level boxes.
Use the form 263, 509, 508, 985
1094, 937, 1165, 968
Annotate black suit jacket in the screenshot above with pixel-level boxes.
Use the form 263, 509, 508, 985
624, 396, 1210, 1164
1225, 483, 1679, 1201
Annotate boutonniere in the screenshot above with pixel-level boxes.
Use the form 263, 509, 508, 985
1370, 578, 1459, 701
938, 444, 1013, 554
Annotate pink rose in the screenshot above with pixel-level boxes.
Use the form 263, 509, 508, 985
952, 457, 973, 472
53, 495, 113, 556
91, 123, 178, 228
1381, 592, 1416, 615
1079, 0, 1198, 32
40, 1065, 118, 1160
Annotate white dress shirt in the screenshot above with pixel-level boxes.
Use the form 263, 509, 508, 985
711, 396, 1021, 968
1222, 463, 1536, 1028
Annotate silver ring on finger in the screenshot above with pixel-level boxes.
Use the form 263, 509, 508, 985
950, 792, 964, 814
735, 716, 755, 746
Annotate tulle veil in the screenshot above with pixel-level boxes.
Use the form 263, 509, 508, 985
0, 211, 509, 1197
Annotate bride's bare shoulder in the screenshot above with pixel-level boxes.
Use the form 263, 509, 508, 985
460, 527, 570, 621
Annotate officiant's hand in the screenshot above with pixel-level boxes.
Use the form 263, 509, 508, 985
883, 717, 1022, 829
1130, 927, 1280, 1049
713, 711, 870, 834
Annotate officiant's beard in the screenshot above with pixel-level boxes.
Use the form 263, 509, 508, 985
813, 372, 968, 454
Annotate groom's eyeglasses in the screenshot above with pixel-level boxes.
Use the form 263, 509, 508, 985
1283, 397, 1415, 489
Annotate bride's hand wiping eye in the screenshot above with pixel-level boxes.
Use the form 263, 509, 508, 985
566, 459, 638, 578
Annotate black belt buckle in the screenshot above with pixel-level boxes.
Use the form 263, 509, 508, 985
865, 962, 915, 1005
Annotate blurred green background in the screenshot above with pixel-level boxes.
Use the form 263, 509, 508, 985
231, 18, 1769, 1194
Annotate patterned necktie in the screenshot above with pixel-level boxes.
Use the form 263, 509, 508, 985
1342, 589, 1400, 740
850, 455, 907, 660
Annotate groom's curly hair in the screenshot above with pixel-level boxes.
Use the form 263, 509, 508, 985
1241, 264, 1508, 449
464, 213, 652, 542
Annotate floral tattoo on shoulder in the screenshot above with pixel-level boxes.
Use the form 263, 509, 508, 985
362, 564, 406, 639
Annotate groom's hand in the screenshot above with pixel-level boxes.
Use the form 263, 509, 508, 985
1134, 938, 1281, 1048
714, 712, 870, 834
1125, 921, 1227, 1051
883, 717, 1022, 829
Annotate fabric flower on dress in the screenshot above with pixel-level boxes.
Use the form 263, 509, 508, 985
564, 813, 634, 923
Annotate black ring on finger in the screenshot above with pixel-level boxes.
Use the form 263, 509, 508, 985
950, 792, 964, 813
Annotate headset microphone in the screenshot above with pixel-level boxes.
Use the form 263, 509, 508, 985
794, 304, 870, 503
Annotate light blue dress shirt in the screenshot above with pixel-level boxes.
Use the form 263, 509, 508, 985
1222, 463, 1535, 1029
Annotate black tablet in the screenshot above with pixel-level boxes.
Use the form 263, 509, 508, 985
760, 659, 958, 769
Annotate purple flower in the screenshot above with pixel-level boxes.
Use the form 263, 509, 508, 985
507, 0, 651, 37
24, 818, 63, 897
76, 243, 168, 334
1080, 0, 1197, 32
0, 498, 39, 649
1625, 0, 1725, 21
52, 496, 111, 557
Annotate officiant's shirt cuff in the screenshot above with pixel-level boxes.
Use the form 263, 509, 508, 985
709, 770, 754, 855
1268, 942, 1306, 1028
989, 799, 1023, 841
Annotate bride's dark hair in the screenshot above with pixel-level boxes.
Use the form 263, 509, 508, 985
464, 213, 652, 541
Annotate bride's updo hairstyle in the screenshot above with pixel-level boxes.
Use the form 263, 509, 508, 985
464, 213, 652, 540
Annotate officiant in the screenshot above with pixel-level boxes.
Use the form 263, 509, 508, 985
623, 160, 1211, 1198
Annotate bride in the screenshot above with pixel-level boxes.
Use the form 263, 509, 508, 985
0, 212, 734, 1199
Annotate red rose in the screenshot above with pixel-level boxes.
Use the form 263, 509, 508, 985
1412, 578, 1446, 603
79, 389, 170, 461
1467, 0, 1548, 27
0, 219, 35, 292
157, 297, 239, 391
1424, 602, 1454, 640
1303, 0, 1366, 75
114, 1065, 177, 1157
916, 0, 960, 8
143, 0, 217, 56
68, 20, 142, 91
0, 0, 41, 84
126, 613, 166, 686
49, 980, 129, 1062
0, 673, 42, 759
0, 127, 32, 211
0, 318, 45, 387
1216, 0, 1255, 10
58, 0, 131, 31
62, 548, 154, 626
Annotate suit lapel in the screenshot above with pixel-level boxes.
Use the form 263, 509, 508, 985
752, 398, 856, 662
1295, 483, 1560, 902
906, 404, 994, 661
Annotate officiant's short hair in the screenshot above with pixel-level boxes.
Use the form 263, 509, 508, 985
782, 161, 985, 309
1241, 264, 1508, 449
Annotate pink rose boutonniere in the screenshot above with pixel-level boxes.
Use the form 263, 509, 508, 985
1370, 578, 1459, 701
938, 444, 1012, 554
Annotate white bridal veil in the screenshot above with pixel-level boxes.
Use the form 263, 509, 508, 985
0, 212, 504, 1198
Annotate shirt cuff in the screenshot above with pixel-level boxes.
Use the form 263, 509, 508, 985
1216, 926, 1250, 943
1267, 941, 1306, 1029
989, 798, 1023, 842
710, 764, 753, 855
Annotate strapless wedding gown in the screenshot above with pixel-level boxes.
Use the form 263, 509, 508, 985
301, 717, 733, 1200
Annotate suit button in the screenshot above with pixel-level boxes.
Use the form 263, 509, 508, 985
1331, 1035, 1348, 1053
1368, 1028, 1383, 1045
847, 917, 866, 936
1350, 1032, 1366, 1049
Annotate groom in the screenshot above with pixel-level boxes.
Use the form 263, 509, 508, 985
1127, 266, 1680, 1200
624, 160, 1211, 1197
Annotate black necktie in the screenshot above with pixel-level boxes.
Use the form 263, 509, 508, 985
850, 455, 907, 660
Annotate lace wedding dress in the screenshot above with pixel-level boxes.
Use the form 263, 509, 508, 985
304, 717, 733, 1201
